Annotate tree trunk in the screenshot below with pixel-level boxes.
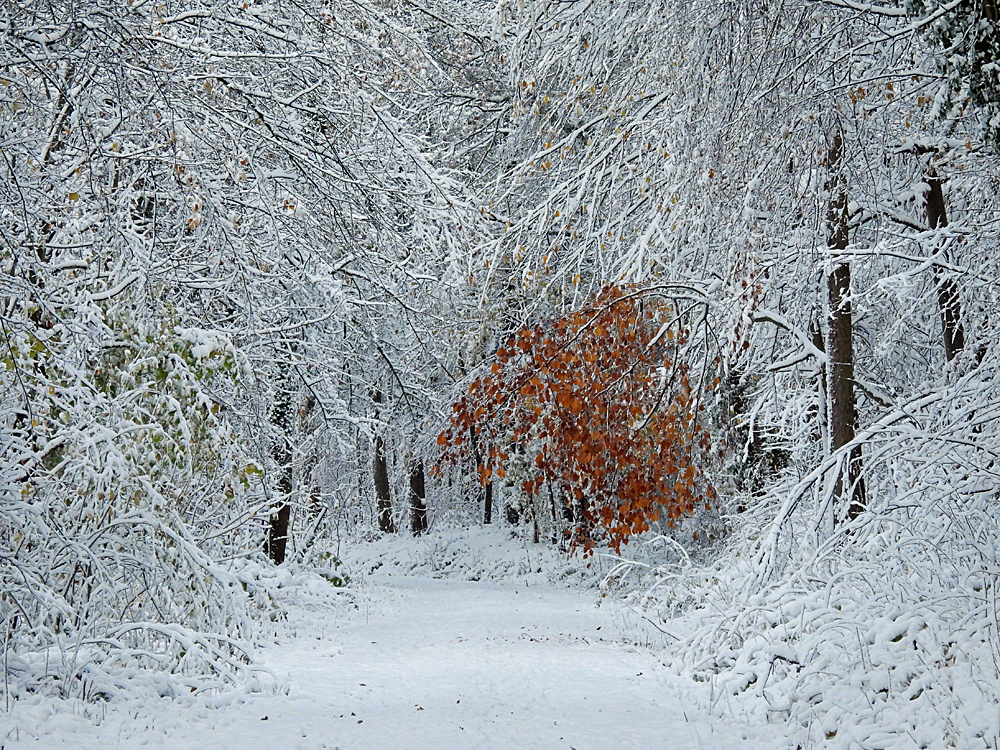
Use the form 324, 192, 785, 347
373, 433, 395, 533
467, 425, 493, 525
266, 498, 292, 564
924, 173, 966, 362
372, 389, 396, 534
825, 128, 865, 522
266, 385, 294, 564
409, 461, 428, 535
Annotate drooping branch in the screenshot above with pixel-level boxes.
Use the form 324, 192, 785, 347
436, 285, 718, 553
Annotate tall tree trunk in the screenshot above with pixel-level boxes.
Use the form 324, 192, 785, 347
373, 433, 395, 533
372, 389, 396, 534
467, 425, 493, 525
924, 173, 966, 362
409, 461, 428, 535
265, 385, 294, 564
825, 128, 865, 522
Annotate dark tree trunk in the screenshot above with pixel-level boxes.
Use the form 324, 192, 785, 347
373, 433, 395, 533
266, 499, 291, 564
825, 128, 865, 521
548, 481, 559, 546
409, 461, 428, 535
372, 389, 396, 534
265, 385, 294, 564
467, 425, 493, 525
924, 174, 967, 362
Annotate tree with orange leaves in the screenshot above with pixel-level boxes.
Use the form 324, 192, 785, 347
436, 285, 718, 554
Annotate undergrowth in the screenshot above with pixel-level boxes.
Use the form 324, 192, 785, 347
605, 354, 1000, 749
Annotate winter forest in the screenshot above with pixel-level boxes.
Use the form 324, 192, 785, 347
2, 0, 1000, 746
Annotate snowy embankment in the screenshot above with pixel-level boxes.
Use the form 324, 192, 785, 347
605, 497, 1000, 750
0, 527, 782, 749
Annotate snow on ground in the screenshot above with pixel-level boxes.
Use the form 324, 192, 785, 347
335, 525, 606, 589
1, 528, 784, 749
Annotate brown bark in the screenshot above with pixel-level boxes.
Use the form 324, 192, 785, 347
825, 129, 865, 521
409, 461, 428, 535
924, 174, 966, 362
372, 389, 396, 534
266, 499, 291, 564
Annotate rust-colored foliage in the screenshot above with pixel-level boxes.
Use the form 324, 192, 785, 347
436, 285, 717, 554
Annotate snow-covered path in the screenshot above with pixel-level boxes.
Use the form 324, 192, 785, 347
268, 577, 779, 750
5, 577, 780, 749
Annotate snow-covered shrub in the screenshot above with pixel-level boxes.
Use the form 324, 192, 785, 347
609, 351, 1000, 748
0, 295, 263, 701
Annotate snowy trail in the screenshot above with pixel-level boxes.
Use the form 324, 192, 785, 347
5, 578, 780, 749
